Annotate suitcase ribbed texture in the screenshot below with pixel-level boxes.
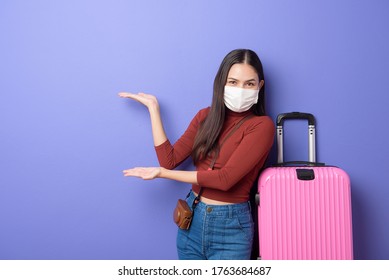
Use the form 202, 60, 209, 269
259, 166, 353, 260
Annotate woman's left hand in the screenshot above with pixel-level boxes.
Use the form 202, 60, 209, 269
123, 167, 161, 180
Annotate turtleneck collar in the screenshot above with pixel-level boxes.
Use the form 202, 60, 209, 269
225, 108, 254, 119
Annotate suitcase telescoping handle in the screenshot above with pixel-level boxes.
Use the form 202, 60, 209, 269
276, 112, 316, 164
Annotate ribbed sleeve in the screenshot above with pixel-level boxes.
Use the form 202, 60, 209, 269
154, 107, 209, 169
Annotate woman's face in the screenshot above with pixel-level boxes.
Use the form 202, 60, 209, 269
225, 63, 263, 90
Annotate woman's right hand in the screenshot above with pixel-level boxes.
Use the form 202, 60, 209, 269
118, 92, 159, 110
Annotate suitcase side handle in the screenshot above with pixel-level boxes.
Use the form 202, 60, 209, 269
276, 112, 316, 164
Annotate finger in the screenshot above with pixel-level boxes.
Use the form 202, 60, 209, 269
119, 93, 149, 106
122, 168, 138, 176
123, 167, 156, 180
123, 167, 145, 176
118, 92, 136, 98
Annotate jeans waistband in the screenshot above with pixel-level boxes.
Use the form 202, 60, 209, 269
187, 190, 251, 217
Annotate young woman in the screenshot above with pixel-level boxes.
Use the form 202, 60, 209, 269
119, 49, 275, 260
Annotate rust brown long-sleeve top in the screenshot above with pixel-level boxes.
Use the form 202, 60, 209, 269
155, 107, 275, 203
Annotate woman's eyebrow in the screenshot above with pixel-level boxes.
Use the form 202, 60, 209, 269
245, 78, 257, 82
227, 77, 257, 82
227, 77, 258, 82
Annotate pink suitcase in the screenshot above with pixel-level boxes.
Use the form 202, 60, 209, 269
257, 112, 353, 260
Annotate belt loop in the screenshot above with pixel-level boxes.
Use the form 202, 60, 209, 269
229, 205, 233, 219
248, 201, 252, 212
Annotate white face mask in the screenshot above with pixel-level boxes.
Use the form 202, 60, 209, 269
223, 86, 259, 113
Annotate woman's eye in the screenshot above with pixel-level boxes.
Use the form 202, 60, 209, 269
228, 80, 236, 85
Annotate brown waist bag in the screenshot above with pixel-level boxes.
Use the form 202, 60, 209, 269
173, 199, 193, 230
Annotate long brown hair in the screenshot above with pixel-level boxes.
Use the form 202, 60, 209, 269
192, 49, 266, 164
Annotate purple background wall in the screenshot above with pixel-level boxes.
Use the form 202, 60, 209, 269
1, 0, 388, 260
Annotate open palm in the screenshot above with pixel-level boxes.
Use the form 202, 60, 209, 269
118, 92, 158, 109
123, 167, 161, 180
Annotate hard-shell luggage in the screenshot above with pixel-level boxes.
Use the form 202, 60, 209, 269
257, 112, 353, 260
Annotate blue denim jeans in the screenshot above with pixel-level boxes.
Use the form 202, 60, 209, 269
176, 191, 254, 260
